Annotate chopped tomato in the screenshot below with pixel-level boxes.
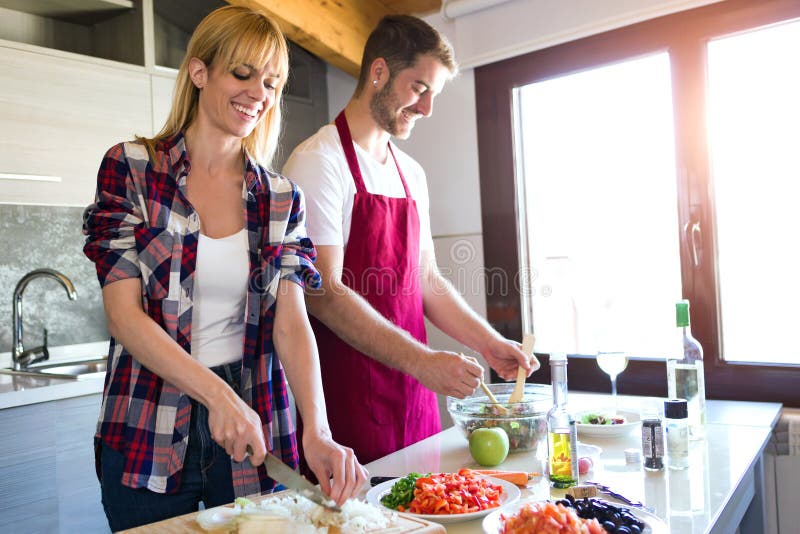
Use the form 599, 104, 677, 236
499, 501, 606, 534
405, 472, 504, 515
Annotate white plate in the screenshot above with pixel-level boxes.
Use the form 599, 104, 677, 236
576, 409, 642, 438
481, 498, 669, 534
366, 476, 521, 525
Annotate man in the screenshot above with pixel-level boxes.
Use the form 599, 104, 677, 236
283, 15, 535, 464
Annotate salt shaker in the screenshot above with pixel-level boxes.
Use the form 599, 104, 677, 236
664, 399, 689, 470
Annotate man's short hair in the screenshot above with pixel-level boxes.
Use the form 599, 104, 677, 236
356, 15, 457, 94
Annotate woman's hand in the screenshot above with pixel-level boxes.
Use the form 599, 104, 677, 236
303, 430, 368, 505
100, 278, 268, 465
206, 386, 267, 466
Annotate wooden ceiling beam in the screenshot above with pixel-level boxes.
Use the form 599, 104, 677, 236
227, 0, 393, 77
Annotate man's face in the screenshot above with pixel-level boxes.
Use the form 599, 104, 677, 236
369, 54, 450, 139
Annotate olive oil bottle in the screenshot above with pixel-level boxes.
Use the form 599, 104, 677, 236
547, 352, 578, 488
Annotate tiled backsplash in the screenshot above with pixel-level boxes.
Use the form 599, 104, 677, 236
0, 204, 107, 353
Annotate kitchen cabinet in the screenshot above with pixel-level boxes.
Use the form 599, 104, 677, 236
0, 0, 154, 206
0, 393, 107, 532
0, 44, 152, 206
0, 0, 143, 64
0, 0, 329, 205
152, 0, 224, 70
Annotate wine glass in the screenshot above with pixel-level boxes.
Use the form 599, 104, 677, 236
596, 351, 628, 413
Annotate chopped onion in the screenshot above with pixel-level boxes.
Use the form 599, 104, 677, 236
196, 505, 240, 531
196, 494, 395, 533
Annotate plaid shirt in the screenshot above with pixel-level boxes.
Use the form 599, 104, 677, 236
82, 133, 320, 496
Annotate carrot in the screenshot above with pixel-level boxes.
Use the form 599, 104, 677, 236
460, 468, 536, 486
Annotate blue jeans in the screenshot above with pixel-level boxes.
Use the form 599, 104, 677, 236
101, 362, 241, 532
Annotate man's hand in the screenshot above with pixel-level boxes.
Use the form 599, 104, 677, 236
412, 351, 484, 398
481, 337, 537, 381
303, 430, 369, 505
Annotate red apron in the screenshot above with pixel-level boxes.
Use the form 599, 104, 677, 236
303, 112, 440, 467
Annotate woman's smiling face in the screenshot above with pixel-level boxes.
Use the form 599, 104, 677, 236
193, 56, 281, 140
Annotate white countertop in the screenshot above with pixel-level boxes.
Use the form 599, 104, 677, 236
364, 393, 782, 533
0, 341, 108, 409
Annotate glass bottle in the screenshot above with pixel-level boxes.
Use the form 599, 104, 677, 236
664, 399, 689, 470
666, 300, 706, 439
547, 352, 578, 488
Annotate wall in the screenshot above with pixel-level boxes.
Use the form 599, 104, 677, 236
439, 0, 724, 69
0, 205, 107, 353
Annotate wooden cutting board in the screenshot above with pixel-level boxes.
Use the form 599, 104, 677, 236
119, 491, 446, 534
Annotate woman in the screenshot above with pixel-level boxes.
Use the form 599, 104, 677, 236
83, 6, 367, 531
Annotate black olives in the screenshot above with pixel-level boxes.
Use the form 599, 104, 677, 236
562, 495, 646, 533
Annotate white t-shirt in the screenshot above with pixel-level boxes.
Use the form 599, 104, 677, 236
282, 124, 434, 256
191, 228, 248, 367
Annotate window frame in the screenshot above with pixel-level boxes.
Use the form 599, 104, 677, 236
475, 0, 800, 407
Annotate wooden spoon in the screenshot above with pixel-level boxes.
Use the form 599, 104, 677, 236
479, 380, 510, 415
508, 334, 537, 404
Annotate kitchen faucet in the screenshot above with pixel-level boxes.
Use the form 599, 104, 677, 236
12, 268, 77, 370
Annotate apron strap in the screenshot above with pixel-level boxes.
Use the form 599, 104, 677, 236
388, 144, 412, 198
334, 111, 412, 198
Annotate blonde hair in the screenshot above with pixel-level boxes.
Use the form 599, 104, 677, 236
140, 5, 289, 167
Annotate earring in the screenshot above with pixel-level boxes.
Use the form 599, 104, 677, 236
372, 79, 378, 87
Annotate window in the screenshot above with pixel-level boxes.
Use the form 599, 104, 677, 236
515, 53, 682, 359
475, 0, 800, 405
707, 19, 800, 365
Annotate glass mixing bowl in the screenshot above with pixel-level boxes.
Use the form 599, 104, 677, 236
447, 382, 551, 453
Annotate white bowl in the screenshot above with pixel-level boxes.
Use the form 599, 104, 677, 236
575, 409, 642, 438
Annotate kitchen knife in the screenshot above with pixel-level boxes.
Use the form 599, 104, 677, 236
370, 476, 397, 486
263, 452, 341, 512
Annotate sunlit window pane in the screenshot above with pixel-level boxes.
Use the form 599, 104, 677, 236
515, 53, 682, 358
708, 19, 800, 365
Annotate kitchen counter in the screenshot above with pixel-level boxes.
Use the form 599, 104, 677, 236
0, 341, 107, 409
122, 393, 780, 532
365, 394, 782, 533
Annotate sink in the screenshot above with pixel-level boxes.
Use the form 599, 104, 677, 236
33, 359, 107, 376
0, 358, 108, 380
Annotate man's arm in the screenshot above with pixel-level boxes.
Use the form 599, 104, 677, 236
274, 280, 367, 504
305, 244, 483, 398
419, 248, 535, 381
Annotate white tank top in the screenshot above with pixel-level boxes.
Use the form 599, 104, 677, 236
192, 228, 248, 367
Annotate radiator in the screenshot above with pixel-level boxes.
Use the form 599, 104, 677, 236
765, 408, 800, 534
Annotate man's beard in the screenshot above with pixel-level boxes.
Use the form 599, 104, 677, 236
369, 79, 408, 139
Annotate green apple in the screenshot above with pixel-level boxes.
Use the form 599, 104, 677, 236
468, 427, 509, 467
